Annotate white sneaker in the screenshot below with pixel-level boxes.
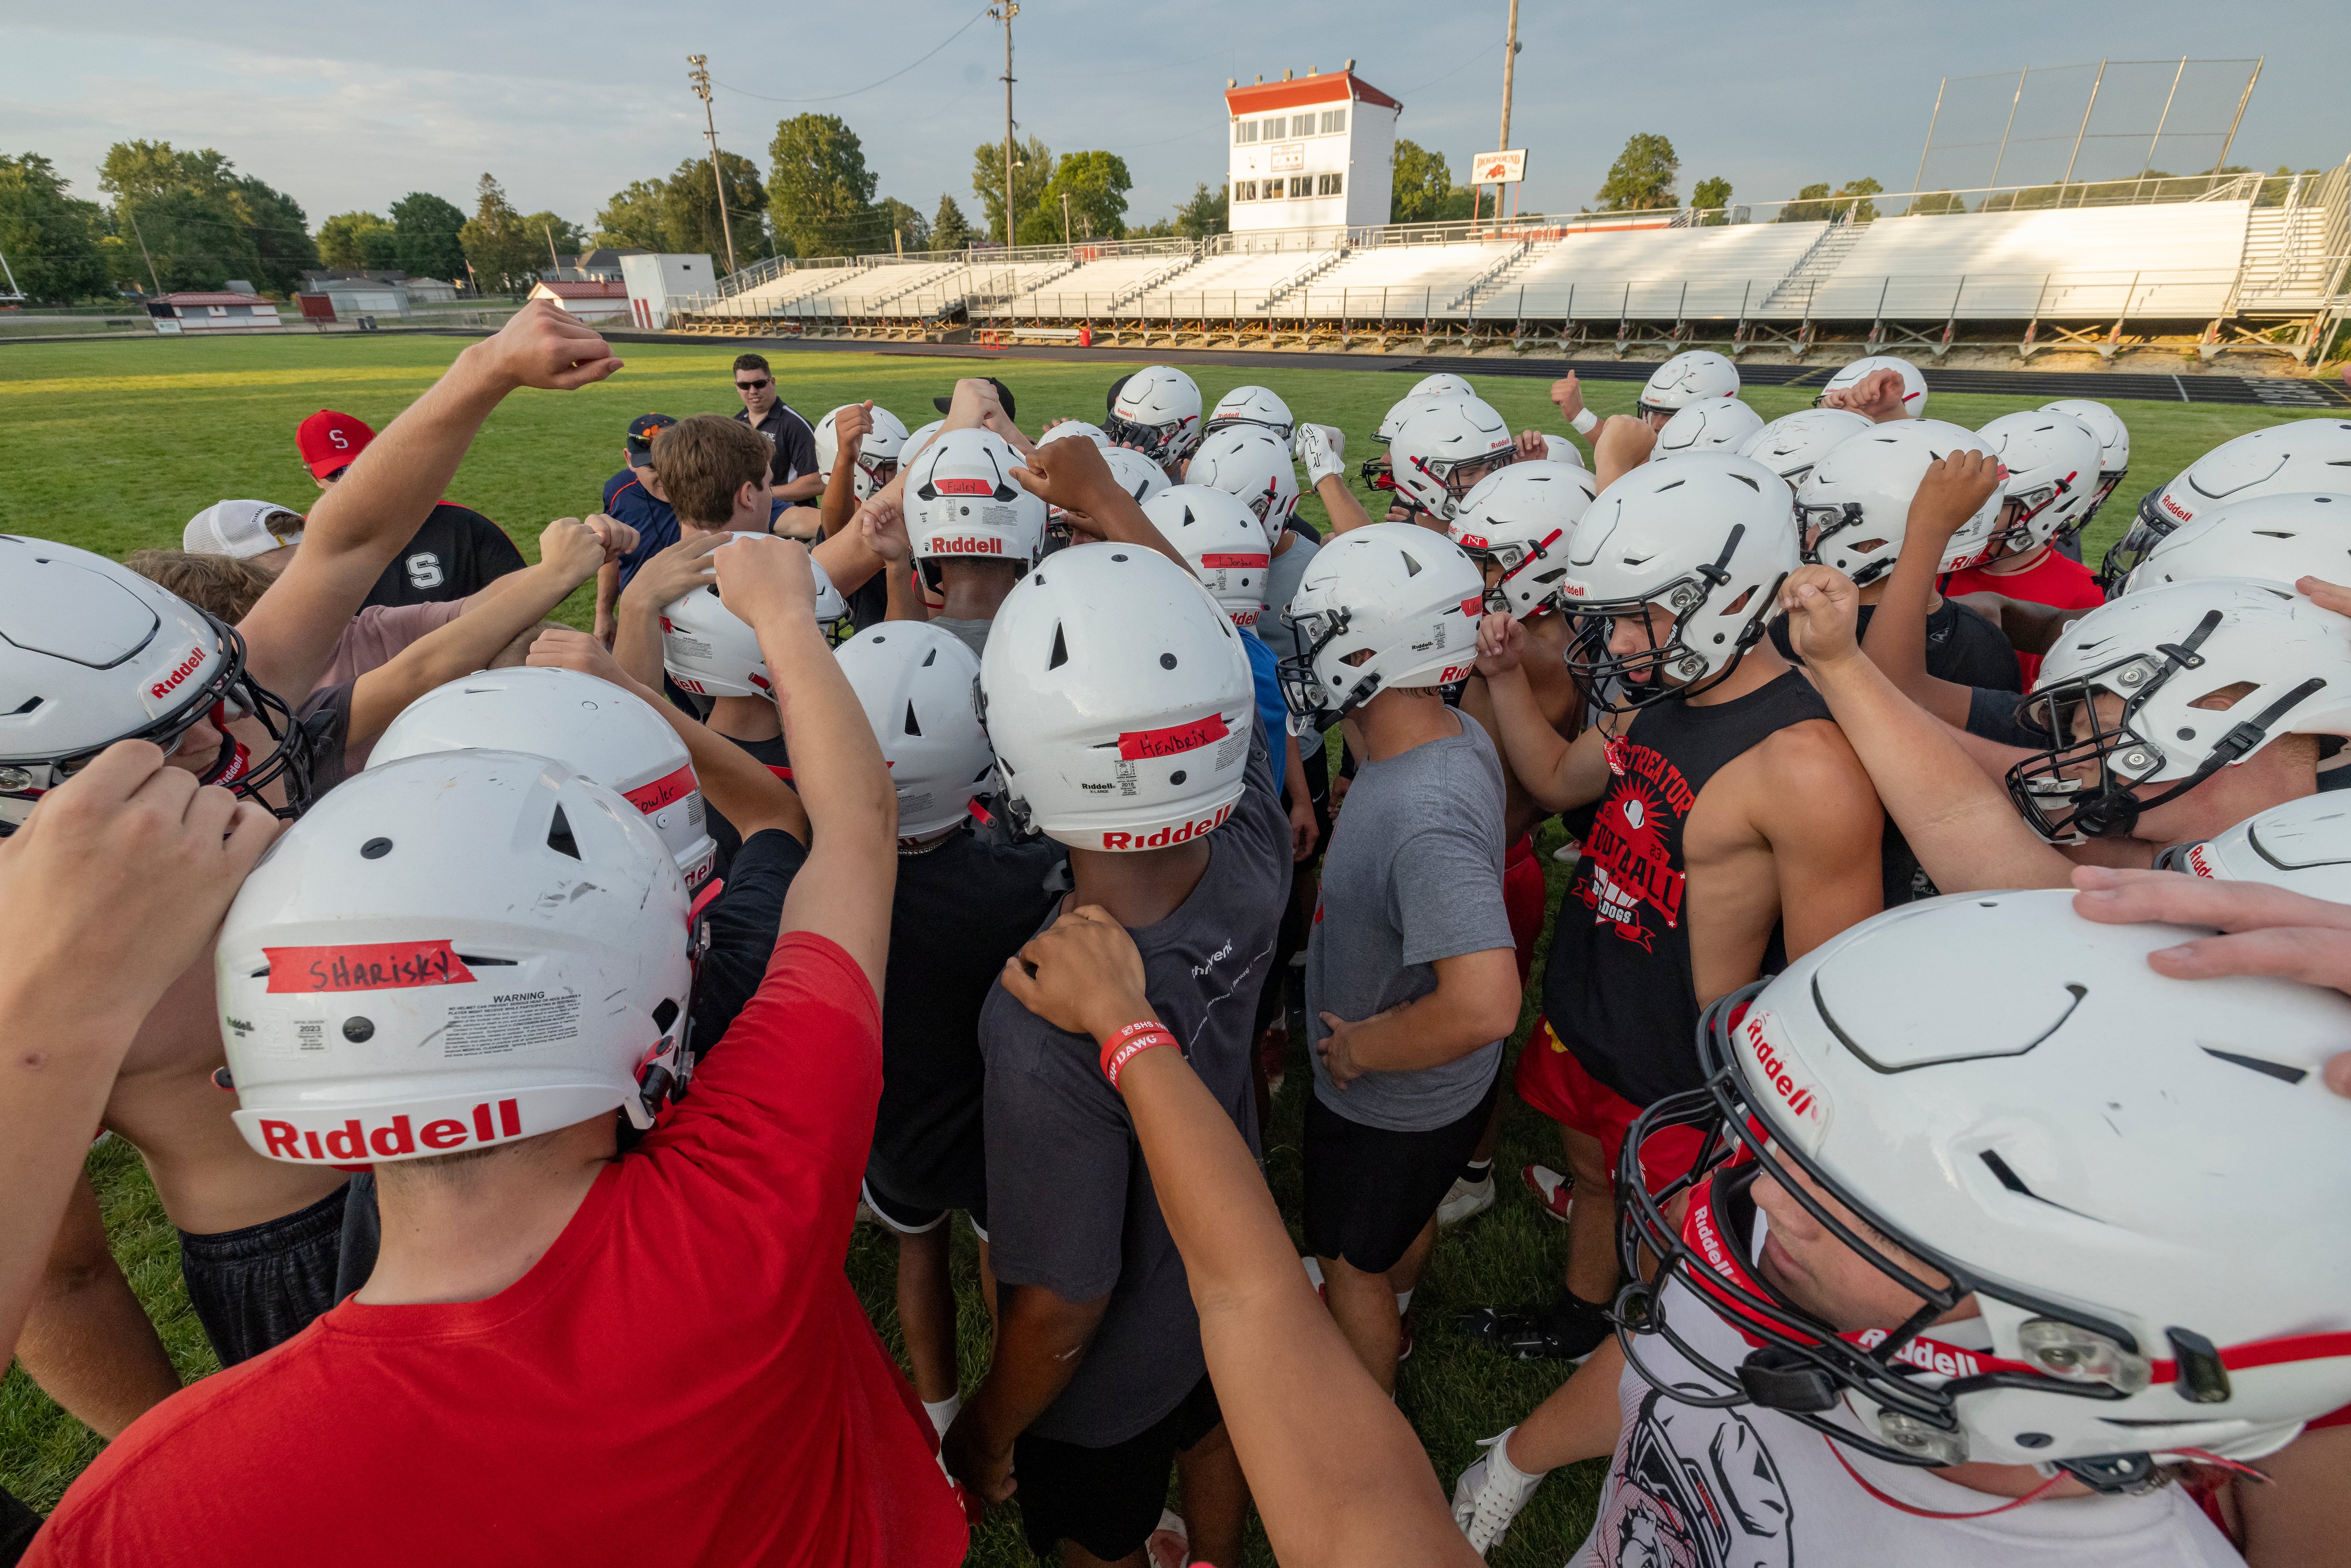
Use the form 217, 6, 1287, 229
1438, 1169, 1496, 1226
1452, 1428, 1543, 1558
1146, 1507, 1189, 1568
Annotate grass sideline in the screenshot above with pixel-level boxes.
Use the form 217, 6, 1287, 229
0, 334, 2316, 1563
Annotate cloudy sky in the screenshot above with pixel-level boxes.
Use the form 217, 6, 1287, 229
4, 0, 2344, 242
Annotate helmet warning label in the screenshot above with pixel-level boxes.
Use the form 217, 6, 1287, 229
444, 991, 582, 1058
265, 940, 475, 993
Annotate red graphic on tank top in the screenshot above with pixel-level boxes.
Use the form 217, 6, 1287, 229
1576, 737, 1694, 953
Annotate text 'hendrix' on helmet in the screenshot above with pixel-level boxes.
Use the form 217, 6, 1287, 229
1616, 888, 2351, 1486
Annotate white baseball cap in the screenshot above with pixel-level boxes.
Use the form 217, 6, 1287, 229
184, 499, 306, 559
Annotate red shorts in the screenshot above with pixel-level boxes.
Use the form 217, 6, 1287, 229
1503, 834, 1546, 988
1514, 1018, 1706, 1197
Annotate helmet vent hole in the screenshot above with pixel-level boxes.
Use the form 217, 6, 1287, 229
1979, 1150, 2034, 1196
1399, 551, 1423, 577
1049, 624, 1069, 670
1171, 770, 1187, 785
651, 999, 680, 1033
1720, 586, 1757, 617
361, 837, 393, 859
1728, 473, 1759, 492
7, 696, 39, 716
546, 806, 582, 860
920, 647, 936, 667
904, 701, 923, 737
2200, 1046, 2309, 1085
1160, 653, 1178, 670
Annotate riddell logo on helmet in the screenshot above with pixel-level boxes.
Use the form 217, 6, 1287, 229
929, 536, 1003, 555
149, 646, 206, 700
1738, 1010, 1830, 1134
1853, 1329, 1985, 1381
2184, 843, 2219, 879
1099, 803, 1233, 849
1438, 662, 1475, 683
258, 1099, 523, 1162
2163, 493, 2193, 523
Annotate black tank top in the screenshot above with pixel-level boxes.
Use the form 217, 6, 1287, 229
1541, 670, 1834, 1108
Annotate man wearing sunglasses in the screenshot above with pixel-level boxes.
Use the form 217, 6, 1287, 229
730, 353, 823, 504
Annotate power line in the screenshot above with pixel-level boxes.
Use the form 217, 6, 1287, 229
1392, 39, 1498, 97
714, 7, 989, 105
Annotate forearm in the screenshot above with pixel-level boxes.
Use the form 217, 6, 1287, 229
1807, 654, 2072, 890
612, 591, 668, 690
1314, 474, 1373, 535
1341, 973, 1515, 1072
1489, 667, 1580, 810
610, 667, 807, 844
819, 460, 858, 536
812, 525, 884, 599
594, 562, 620, 637
1862, 541, 1973, 727
883, 561, 929, 622
1285, 733, 1310, 803
346, 560, 588, 748
776, 473, 825, 504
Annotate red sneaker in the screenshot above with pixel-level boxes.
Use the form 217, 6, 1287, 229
1522, 1163, 1575, 1224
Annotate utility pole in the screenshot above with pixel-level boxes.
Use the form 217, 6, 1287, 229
991, 4, 1019, 244
1061, 190, 1072, 247
1495, 0, 1521, 226
125, 204, 163, 296
687, 55, 741, 277
543, 222, 562, 278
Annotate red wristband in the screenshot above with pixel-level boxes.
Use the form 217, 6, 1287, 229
1099, 1019, 1176, 1089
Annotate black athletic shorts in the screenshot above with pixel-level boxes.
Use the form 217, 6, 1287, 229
0, 1483, 41, 1568
860, 1172, 987, 1240
1013, 1374, 1223, 1562
1302, 1063, 1503, 1274
179, 1182, 348, 1367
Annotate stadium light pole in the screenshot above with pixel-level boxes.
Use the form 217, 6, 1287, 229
687, 55, 741, 278
991, 4, 1020, 246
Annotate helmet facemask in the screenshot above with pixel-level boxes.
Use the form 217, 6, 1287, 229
1568, 527, 1781, 710
1103, 413, 1193, 465
1987, 475, 2076, 561
2097, 495, 2179, 592
1275, 604, 1355, 733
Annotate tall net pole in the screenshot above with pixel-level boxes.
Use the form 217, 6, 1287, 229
687, 56, 740, 277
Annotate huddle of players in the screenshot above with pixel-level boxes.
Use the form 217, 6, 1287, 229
2, 298, 2349, 1568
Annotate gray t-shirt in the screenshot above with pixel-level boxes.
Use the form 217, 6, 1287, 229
931, 616, 991, 660
977, 722, 1290, 1447
1306, 712, 1513, 1131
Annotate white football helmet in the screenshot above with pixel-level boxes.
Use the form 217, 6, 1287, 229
1652, 397, 1765, 461
1390, 397, 1516, 521
2039, 399, 2130, 535
1636, 349, 1740, 419
1206, 384, 1294, 440
1448, 461, 1598, 620
1185, 425, 1299, 546
2162, 792, 2351, 899
1105, 365, 1205, 465
901, 418, 946, 470
834, 621, 992, 838
2121, 492, 2351, 595
1037, 419, 1112, 449
370, 667, 717, 894
1738, 407, 1872, 489
2101, 419, 2351, 590
1978, 409, 2104, 558
1408, 372, 1476, 402
1374, 391, 1467, 446
904, 427, 1047, 570
0, 536, 314, 833
662, 538, 846, 700
1818, 354, 1927, 416
1537, 433, 1586, 470
812, 403, 911, 503
2007, 579, 2351, 841
217, 750, 696, 1164
1279, 522, 1486, 733
1796, 419, 2006, 586
1562, 452, 1800, 709
1622, 888, 2351, 1483
978, 544, 1254, 851
1147, 486, 1273, 629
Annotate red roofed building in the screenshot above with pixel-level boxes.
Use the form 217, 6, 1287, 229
1225, 63, 1401, 236
526, 278, 632, 323
146, 290, 286, 335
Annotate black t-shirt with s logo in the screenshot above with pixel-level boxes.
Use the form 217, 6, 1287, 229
356, 503, 527, 609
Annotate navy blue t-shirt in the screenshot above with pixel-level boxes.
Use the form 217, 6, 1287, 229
601, 468, 680, 590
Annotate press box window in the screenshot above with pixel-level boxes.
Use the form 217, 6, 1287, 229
1262, 118, 1283, 141
1317, 173, 1343, 197
1288, 176, 1312, 199
1320, 109, 1347, 135
1236, 180, 1258, 201
1262, 182, 1286, 202
1234, 119, 1257, 145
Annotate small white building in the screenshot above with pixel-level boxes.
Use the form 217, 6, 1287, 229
1226, 65, 1401, 237
148, 291, 286, 335
619, 252, 716, 330
301, 272, 411, 318
527, 279, 632, 322
405, 277, 460, 303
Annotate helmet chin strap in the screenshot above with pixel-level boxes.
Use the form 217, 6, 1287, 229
2070, 676, 2327, 839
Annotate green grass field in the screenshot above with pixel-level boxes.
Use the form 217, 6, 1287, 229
0, 333, 2319, 1563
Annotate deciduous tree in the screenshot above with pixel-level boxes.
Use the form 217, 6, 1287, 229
0, 152, 109, 302
318, 211, 400, 270
1595, 133, 1678, 211
769, 114, 880, 259
458, 173, 540, 293
389, 191, 467, 283
970, 136, 1055, 244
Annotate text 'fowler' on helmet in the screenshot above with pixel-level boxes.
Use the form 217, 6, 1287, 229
368, 667, 718, 895
1795, 419, 2006, 587
1104, 365, 1206, 465
2163, 792, 2351, 901
1636, 349, 1740, 418
2006, 578, 2351, 842
1206, 384, 1295, 440
1185, 425, 1299, 546
834, 621, 992, 839
1978, 409, 2103, 558
1279, 522, 1486, 734
0, 535, 314, 834
2120, 492, 2351, 596
978, 544, 1254, 851
662, 538, 846, 700
1146, 486, 1272, 629
2101, 418, 2351, 591
1448, 461, 1597, 621
217, 750, 696, 1165
1817, 354, 1927, 415
1562, 452, 1799, 709
1737, 407, 1871, 490
904, 427, 1048, 570
813, 403, 912, 504
1652, 398, 1765, 461
1390, 396, 1515, 521
1618, 888, 2351, 1486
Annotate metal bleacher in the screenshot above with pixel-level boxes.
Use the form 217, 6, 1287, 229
665, 162, 2351, 363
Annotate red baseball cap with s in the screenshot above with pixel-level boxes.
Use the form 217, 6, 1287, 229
298, 410, 377, 478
